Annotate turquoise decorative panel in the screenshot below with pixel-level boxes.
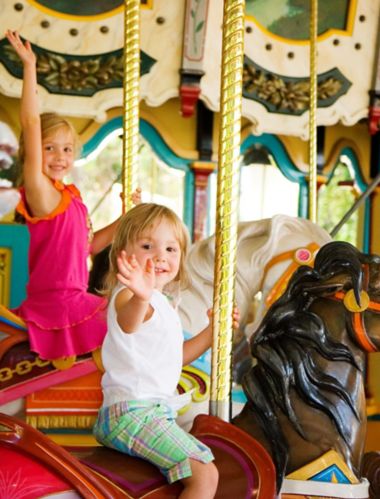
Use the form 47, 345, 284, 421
0, 224, 29, 308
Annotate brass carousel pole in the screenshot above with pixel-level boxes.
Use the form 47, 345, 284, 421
308, 0, 318, 222
122, 0, 140, 213
210, 0, 245, 422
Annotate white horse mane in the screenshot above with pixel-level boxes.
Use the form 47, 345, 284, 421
178, 214, 332, 337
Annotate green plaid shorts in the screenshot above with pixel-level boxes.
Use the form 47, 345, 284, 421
93, 400, 214, 483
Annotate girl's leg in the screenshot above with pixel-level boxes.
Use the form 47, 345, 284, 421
179, 459, 219, 499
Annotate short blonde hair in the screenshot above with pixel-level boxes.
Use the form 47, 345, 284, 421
105, 203, 190, 294
18, 112, 81, 167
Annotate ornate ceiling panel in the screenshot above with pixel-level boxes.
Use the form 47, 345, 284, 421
200, 0, 380, 138
0, 0, 379, 138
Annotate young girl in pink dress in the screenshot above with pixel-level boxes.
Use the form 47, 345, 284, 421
5, 30, 126, 363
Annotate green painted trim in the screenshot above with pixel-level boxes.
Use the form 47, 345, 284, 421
82, 117, 195, 232
0, 224, 29, 308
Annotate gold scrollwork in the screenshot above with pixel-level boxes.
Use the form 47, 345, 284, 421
4, 46, 123, 91
243, 64, 344, 114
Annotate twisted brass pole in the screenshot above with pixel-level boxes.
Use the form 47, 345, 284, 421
210, 0, 245, 422
122, 0, 140, 213
308, 0, 318, 222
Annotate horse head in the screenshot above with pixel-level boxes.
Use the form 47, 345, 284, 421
234, 240, 380, 492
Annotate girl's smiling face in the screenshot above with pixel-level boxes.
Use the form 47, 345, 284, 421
42, 127, 75, 181
127, 217, 182, 291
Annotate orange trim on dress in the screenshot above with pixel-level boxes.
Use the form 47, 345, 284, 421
16, 181, 81, 224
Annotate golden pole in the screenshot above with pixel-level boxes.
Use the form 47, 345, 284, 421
122, 0, 140, 213
308, 0, 318, 222
210, 0, 245, 422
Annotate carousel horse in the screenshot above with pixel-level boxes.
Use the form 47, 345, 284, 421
233, 240, 380, 496
178, 213, 331, 337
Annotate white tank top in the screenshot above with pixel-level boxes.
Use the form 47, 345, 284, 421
101, 285, 186, 408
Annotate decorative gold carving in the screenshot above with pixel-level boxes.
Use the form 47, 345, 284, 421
37, 53, 123, 91
243, 64, 345, 114
4, 45, 123, 91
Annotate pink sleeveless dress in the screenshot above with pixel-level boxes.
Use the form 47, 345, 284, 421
13, 181, 107, 360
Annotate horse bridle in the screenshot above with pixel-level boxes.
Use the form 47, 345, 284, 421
263, 248, 379, 353
333, 264, 379, 353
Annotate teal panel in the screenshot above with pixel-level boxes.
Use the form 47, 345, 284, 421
0, 224, 29, 308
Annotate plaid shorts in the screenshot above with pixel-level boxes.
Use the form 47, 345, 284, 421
93, 400, 214, 483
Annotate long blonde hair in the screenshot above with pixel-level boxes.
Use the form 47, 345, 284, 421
104, 203, 190, 295
18, 113, 81, 174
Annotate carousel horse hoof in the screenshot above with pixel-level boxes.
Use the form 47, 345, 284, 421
92, 347, 104, 372
52, 356, 76, 370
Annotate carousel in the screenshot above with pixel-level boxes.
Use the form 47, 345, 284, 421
0, 1, 380, 497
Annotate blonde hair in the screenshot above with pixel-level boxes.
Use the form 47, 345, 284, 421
105, 203, 190, 294
18, 112, 81, 168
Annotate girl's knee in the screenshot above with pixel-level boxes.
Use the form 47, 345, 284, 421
187, 459, 219, 491
206, 462, 219, 490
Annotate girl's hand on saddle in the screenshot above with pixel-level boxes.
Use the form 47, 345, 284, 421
117, 250, 155, 302
5, 30, 36, 67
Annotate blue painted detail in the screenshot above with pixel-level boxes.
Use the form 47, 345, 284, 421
0, 224, 29, 308
183, 330, 211, 374
310, 464, 351, 484
0, 316, 27, 331
81, 117, 195, 233
232, 386, 247, 404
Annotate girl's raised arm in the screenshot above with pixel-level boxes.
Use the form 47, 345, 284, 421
5, 30, 58, 215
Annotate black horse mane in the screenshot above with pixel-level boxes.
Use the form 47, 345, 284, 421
242, 241, 378, 489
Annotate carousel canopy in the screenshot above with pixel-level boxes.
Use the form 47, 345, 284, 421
0, 0, 379, 138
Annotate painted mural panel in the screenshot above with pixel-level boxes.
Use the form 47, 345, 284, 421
246, 0, 352, 40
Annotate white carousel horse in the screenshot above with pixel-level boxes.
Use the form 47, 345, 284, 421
178, 214, 332, 339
